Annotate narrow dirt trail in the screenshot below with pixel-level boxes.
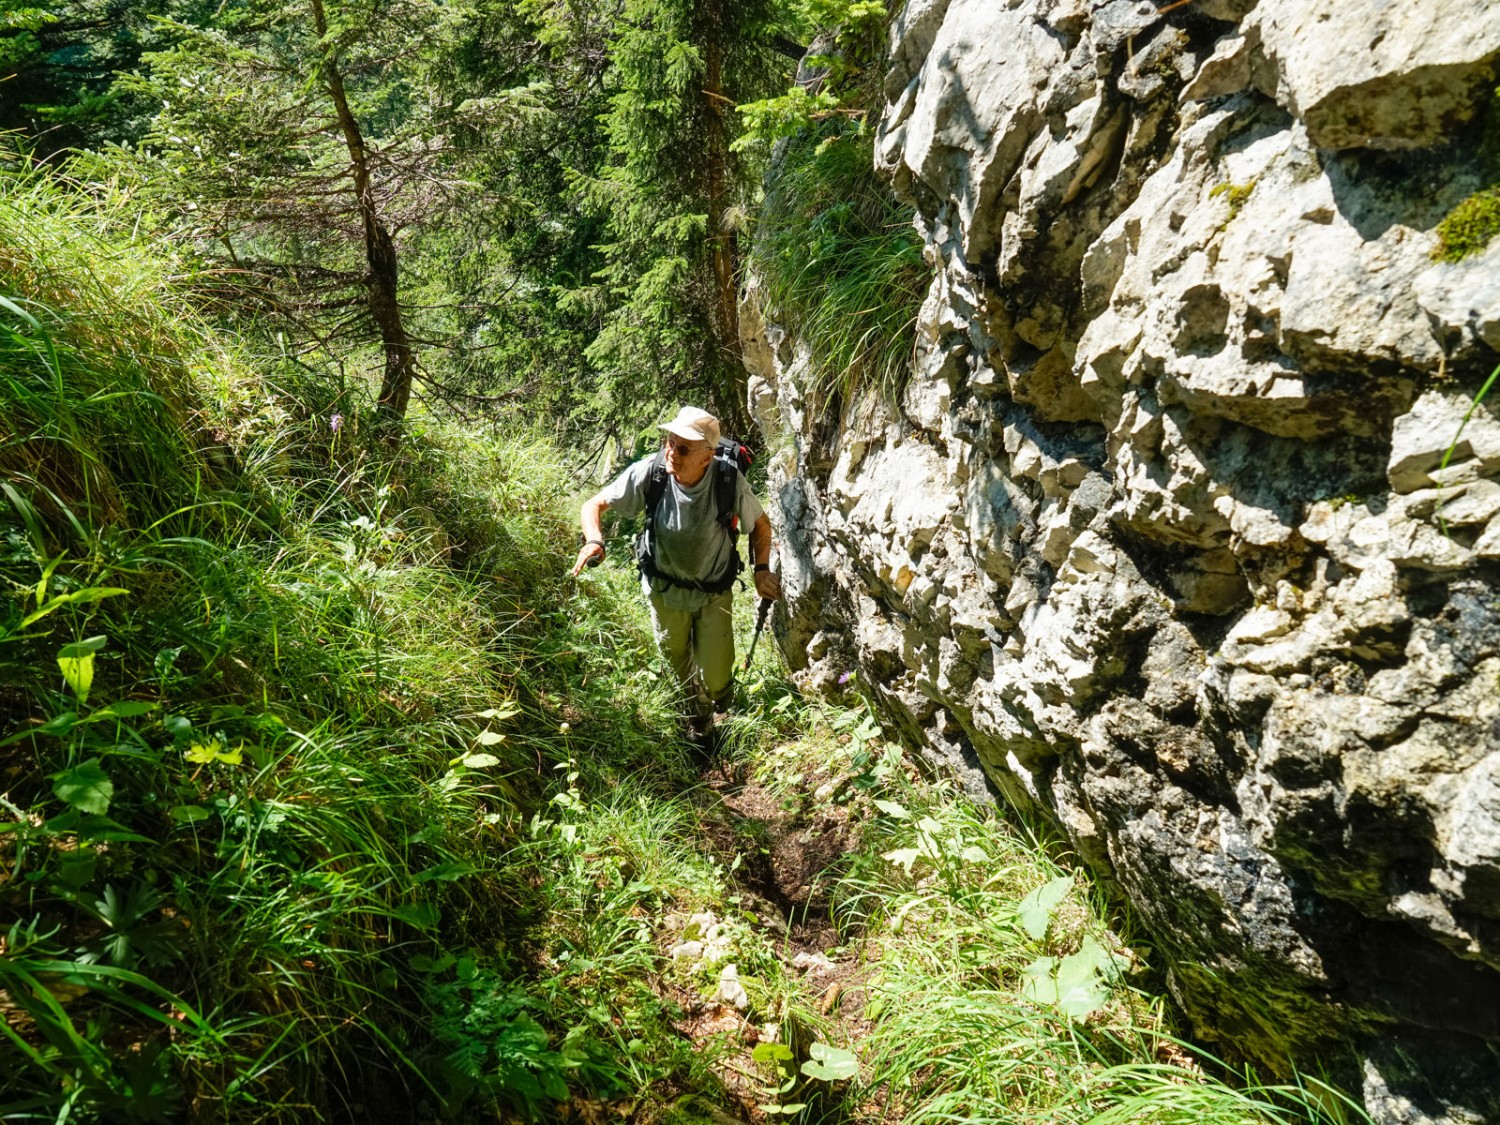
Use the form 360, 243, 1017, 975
653, 746, 889, 1125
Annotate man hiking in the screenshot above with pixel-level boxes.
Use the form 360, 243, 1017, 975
570, 406, 782, 746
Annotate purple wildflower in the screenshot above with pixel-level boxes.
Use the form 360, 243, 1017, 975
330, 413, 344, 433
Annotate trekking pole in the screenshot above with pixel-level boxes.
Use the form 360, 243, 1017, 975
743, 594, 772, 672
744, 547, 777, 671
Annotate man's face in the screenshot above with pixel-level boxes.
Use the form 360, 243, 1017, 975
663, 435, 713, 483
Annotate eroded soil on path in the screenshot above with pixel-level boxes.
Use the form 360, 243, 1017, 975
652, 746, 887, 1124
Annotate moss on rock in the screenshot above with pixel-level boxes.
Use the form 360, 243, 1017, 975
1434, 186, 1500, 262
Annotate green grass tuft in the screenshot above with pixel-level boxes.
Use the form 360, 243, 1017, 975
1433, 186, 1500, 262
1209, 179, 1256, 226
750, 125, 929, 405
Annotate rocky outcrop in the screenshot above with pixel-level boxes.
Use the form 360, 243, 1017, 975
744, 1, 1500, 1121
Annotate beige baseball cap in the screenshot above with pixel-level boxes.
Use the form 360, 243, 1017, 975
659, 406, 720, 448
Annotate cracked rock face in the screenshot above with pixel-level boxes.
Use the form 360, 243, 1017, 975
745, 1, 1500, 1120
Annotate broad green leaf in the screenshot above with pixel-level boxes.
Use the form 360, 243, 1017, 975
38, 710, 78, 736
960, 845, 990, 863
1055, 939, 1115, 1019
164, 715, 193, 739
57, 636, 106, 704
1018, 874, 1073, 940
241, 743, 271, 769
1071, 935, 1124, 979
752, 1042, 794, 1067
93, 701, 158, 719
58, 848, 99, 887
154, 646, 184, 680
170, 805, 211, 824
882, 847, 920, 873
505, 1067, 541, 1099
1021, 955, 1059, 1007
393, 902, 441, 930
541, 1069, 568, 1101
461, 752, 501, 768
183, 742, 219, 764
475, 705, 518, 720
475, 730, 506, 745
801, 1042, 858, 1081
44, 811, 153, 843
872, 799, 909, 819
52, 759, 112, 815
183, 741, 242, 766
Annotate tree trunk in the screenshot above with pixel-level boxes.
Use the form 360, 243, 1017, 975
311, 0, 415, 445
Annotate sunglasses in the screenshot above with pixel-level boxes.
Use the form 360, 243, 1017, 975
664, 439, 707, 456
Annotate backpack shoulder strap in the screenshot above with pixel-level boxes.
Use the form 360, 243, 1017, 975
643, 450, 669, 524
712, 441, 739, 534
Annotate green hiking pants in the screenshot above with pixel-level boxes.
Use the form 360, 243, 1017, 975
647, 589, 734, 721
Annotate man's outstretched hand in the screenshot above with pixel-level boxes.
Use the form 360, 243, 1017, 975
570, 542, 604, 577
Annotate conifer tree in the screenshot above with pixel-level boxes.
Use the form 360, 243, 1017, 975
117, 0, 530, 441
563, 0, 797, 436
0, 0, 201, 151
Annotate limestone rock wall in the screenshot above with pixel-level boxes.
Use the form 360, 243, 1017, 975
743, 2, 1500, 1121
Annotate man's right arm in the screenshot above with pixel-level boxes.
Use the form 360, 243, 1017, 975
570, 458, 650, 577
569, 493, 611, 576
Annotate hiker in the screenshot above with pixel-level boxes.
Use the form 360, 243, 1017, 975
570, 406, 781, 742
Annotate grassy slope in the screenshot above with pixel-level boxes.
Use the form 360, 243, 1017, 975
0, 165, 716, 1122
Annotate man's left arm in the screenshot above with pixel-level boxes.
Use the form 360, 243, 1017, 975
749, 513, 781, 601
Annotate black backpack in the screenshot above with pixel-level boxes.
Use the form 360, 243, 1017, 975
635, 437, 754, 594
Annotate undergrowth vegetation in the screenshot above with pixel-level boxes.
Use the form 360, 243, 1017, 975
836, 776, 1368, 1125
750, 128, 927, 404
0, 165, 705, 1121
743, 6, 928, 405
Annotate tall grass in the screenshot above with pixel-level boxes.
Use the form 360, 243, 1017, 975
750, 125, 928, 404
0, 167, 255, 536
835, 776, 1368, 1125
0, 162, 699, 1121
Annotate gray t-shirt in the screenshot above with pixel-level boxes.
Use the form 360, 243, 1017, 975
601, 454, 765, 611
